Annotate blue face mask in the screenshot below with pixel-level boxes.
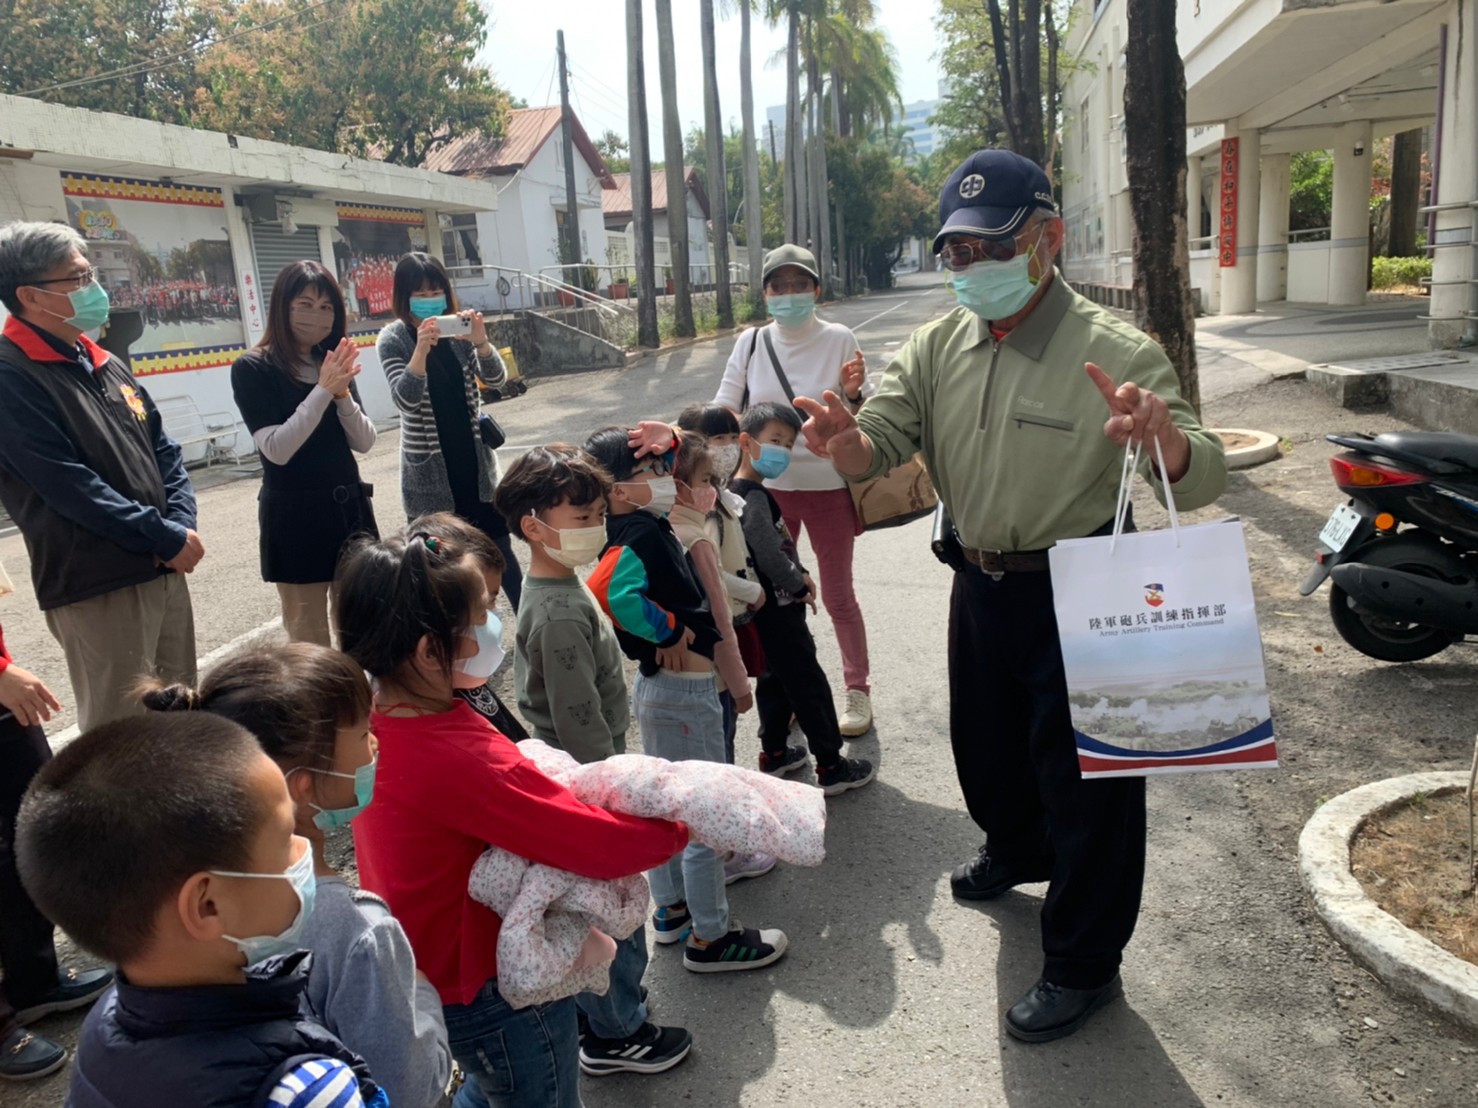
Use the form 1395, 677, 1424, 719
767, 292, 816, 326
300, 753, 377, 831
752, 442, 792, 480
947, 233, 1043, 321
409, 294, 447, 321
213, 839, 317, 965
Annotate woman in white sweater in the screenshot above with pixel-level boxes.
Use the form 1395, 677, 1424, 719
713, 244, 875, 737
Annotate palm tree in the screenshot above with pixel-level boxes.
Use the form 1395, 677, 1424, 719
654, 0, 695, 337
626, 0, 658, 346
730, 0, 766, 315
700, 0, 733, 328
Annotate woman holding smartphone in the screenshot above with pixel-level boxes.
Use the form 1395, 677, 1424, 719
231, 260, 378, 645
376, 252, 522, 609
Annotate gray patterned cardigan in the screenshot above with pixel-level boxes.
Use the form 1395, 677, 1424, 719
376, 320, 507, 521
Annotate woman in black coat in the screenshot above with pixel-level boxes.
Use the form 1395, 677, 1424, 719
230, 261, 378, 645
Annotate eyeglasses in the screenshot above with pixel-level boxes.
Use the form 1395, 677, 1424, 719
31, 266, 98, 292
937, 239, 1021, 270
767, 280, 815, 295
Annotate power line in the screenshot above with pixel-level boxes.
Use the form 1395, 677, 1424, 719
571, 60, 630, 114
16, 0, 343, 97
569, 73, 627, 122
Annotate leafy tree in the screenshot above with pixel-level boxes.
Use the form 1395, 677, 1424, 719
595, 129, 628, 165
1289, 150, 1333, 234
827, 135, 932, 289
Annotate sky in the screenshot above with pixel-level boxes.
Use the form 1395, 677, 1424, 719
477, 1, 947, 149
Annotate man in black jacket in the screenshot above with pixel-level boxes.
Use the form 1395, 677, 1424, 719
0, 221, 202, 730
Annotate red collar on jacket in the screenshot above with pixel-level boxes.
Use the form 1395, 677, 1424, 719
2, 314, 109, 368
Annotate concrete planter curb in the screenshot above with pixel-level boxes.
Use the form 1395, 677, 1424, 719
1212, 427, 1281, 470
1299, 770, 1478, 1030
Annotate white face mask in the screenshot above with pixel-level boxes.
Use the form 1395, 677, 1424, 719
711, 443, 742, 484
452, 613, 505, 688
533, 513, 608, 569
212, 838, 316, 966
621, 475, 677, 517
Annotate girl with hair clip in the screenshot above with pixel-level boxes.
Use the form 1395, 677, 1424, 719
230, 260, 378, 647
333, 527, 690, 1108
139, 643, 453, 1108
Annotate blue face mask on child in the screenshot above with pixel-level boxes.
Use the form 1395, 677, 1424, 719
752, 443, 792, 480
213, 841, 317, 965
299, 754, 378, 831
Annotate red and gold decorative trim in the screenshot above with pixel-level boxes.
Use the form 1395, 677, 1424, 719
61, 173, 224, 207
335, 202, 424, 224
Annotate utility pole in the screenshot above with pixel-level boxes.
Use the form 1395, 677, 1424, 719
557, 30, 583, 287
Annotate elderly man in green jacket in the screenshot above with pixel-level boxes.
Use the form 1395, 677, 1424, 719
797, 149, 1227, 1043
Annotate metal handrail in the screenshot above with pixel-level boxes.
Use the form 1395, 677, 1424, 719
444, 263, 628, 317
1289, 227, 1331, 243
540, 262, 751, 293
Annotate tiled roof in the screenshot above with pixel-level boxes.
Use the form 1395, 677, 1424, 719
603, 167, 711, 221
423, 107, 614, 187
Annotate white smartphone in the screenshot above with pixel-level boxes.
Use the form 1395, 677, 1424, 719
432, 313, 474, 338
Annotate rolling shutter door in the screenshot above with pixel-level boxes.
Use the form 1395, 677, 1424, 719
249, 222, 322, 303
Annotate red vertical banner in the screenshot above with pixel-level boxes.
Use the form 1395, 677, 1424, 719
1219, 137, 1239, 268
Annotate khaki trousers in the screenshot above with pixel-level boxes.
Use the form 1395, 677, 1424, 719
44, 573, 196, 732
276, 582, 335, 647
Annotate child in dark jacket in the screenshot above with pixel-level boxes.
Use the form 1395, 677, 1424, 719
15, 713, 386, 1108
731, 402, 876, 796
583, 425, 788, 974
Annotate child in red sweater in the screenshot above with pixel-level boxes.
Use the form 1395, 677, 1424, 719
334, 525, 690, 1108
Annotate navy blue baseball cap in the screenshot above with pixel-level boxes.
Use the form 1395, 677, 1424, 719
933, 149, 1058, 253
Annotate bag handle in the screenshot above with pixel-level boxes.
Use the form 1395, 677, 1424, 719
760, 327, 798, 405
740, 326, 761, 411
1110, 436, 1181, 555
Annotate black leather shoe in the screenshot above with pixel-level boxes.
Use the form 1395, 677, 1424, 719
949, 846, 1052, 900
1005, 976, 1122, 1043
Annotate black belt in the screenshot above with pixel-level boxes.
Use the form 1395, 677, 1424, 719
961, 547, 1051, 574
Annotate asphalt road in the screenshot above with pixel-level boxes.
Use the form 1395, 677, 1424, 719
4, 273, 1477, 1107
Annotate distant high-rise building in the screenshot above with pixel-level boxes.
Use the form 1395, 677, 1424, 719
900, 98, 946, 161
764, 105, 787, 162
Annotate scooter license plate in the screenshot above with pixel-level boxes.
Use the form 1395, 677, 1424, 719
1319, 503, 1363, 552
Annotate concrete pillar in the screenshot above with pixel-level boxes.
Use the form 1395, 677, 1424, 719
1221, 127, 1262, 315
1329, 121, 1372, 306
1257, 153, 1291, 302
423, 210, 446, 263
1430, 10, 1478, 348
1187, 155, 1203, 247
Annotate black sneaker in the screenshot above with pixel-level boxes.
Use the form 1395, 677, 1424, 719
683, 922, 788, 973
815, 756, 875, 796
13, 966, 114, 1025
578, 1021, 692, 1076
758, 745, 808, 776
651, 902, 691, 945
0, 1028, 66, 1082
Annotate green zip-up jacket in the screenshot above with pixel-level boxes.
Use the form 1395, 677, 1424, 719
853, 273, 1226, 553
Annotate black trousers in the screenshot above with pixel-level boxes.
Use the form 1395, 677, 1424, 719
753, 601, 843, 767
948, 565, 1146, 990
0, 715, 59, 1037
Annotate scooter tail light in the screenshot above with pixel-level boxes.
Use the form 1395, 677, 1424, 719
1329, 455, 1428, 488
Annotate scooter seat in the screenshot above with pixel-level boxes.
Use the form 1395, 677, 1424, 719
1372, 432, 1478, 472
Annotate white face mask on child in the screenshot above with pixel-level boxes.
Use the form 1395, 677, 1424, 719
453, 614, 505, 688
711, 444, 742, 484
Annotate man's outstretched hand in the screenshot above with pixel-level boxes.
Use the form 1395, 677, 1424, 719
1086, 363, 1190, 482
794, 390, 873, 476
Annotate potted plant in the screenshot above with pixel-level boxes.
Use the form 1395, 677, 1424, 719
579, 257, 599, 296
663, 265, 675, 295
605, 243, 629, 299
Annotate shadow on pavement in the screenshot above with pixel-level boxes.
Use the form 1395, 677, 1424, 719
954, 893, 1206, 1108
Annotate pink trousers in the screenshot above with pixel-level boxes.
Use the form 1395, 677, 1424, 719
769, 487, 872, 694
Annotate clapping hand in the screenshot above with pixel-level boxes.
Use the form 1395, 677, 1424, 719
318, 339, 361, 398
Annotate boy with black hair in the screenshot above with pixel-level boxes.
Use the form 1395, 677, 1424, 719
583, 425, 789, 974
15, 713, 388, 1108
733, 402, 875, 795
493, 444, 694, 1074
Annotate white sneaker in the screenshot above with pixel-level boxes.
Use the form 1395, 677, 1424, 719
839, 689, 873, 737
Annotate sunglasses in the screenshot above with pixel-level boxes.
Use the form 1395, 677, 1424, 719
937, 238, 1025, 270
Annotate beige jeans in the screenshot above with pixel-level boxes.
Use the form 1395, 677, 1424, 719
276, 582, 335, 647
45, 573, 196, 732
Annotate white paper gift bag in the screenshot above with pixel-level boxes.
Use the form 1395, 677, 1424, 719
1048, 441, 1277, 778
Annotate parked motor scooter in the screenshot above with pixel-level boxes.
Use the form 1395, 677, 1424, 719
1300, 431, 1478, 662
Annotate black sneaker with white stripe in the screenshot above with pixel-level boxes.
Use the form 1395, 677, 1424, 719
578, 1021, 692, 1076
683, 922, 788, 973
